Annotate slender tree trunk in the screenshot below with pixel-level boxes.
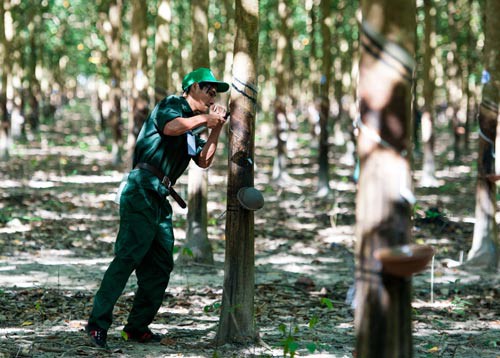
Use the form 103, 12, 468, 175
103, 0, 123, 165
464, 0, 474, 151
420, 0, 438, 187
332, 6, 345, 149
272, 0, 291, 185
272, 98, 288, 183
221, 0, 234, 107
447, 0, 465, 163
317, 0, 332, 197
127, 0, 150, 166
26, 3, 41, 135
0, 0, 11, 160
467, 0, 499, 270
308, 0, 320, 98
180, 0, 214, 265
216, 0, 259, 345
154, 0, 172, 103
355, 0, 416, 356
220, 0, 234, 141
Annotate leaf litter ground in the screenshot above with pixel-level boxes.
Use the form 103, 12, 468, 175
0, 103, 498, 357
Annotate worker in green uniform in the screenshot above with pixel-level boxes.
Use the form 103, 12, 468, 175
85, 68, 229, 348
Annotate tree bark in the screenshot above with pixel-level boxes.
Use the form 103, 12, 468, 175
102, 0, 123, 165
127, 0, 150, 166
180, 0, 214, 266
154, 0, 172, 103
467, 0, 500, 270
446, 0, 466, 163
464, 0, 475, 151
26, 2, 41, 135
0, 0, 11, 160
317, 0, 332, 197
272, 0, 293, 185
308, 0, 320, 97
355, 0, 416, 356
420, 0, 438, 187
216, 0, 259, 345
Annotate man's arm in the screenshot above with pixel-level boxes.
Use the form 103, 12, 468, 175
163, 113, 225, 136
196, 124, 225, 168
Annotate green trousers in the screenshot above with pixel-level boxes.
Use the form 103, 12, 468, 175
88, 180, 174, 333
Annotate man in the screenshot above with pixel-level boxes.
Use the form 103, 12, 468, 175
85, 68, 229, 348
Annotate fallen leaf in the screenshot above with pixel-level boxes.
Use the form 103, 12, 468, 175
160, 337, 176, 346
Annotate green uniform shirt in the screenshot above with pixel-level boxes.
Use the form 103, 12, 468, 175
131, 95, 206, 192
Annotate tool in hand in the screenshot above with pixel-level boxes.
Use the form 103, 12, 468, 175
192, 112, 230, 135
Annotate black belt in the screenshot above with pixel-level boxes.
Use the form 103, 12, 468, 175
135, 162, 187, 208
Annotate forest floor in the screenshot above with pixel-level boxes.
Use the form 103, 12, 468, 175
0, 100, 499, 358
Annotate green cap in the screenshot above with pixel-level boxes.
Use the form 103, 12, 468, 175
182, 67, 230, 93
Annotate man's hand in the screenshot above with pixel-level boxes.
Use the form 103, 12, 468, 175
206, 104, 228, 129
211, 104, 227, 118
197, 107, 228, 168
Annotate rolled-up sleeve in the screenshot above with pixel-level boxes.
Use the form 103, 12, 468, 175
155, 97, 183, 133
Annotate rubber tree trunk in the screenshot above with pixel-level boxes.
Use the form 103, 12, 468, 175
272, 0, 291, 185
317, 0, 332, 197
463, 0, 475, 151
0, 0, 11, 160
216, 0, 259, 345
154, 0, 172, 103
26, 3, 41, 134
127, 0, 150, 166
180, 0, 214, 266
272, 98, 288, 183
103, 0, 124, 165
467, 0, 500, 270
308, 0, 320, 97
446, 0, 465, 163
420, 0, 438, 187
355, 0, 416, 356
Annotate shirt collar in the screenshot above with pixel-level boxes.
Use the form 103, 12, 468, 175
179, 96, 194, 116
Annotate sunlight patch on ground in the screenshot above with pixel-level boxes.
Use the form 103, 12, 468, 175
448, 319, 500, 330
28, 180, 56, 188
436, 165, 472, 178
0, 219, 31, 233
96, 234, 115, 243
0, 328, 35, 335
0, 269, 74, 288
207, 173, 227, 186
0, 256, 112, 289
447, 215, 474, 223
330, 179, 356, 192
173, 228, 187, 240
461, 216, 475, 224
207, 200, 226, 213
412, 299, 456, 309
256, 254, 316, 266
13, 146, 109, 160
425, 237, 453, 245
0, 179, 22, 188
255, 253, 343, 283
32, 209, 60, 220
256, 238, 290, 251
285, 221, 318, 232
318, 227, 355, 245
51, 174, 121, 184
415, 193, 443, 203
290, 242, 320, 255
431, 271, 481, 285
412, 170, 446, 186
